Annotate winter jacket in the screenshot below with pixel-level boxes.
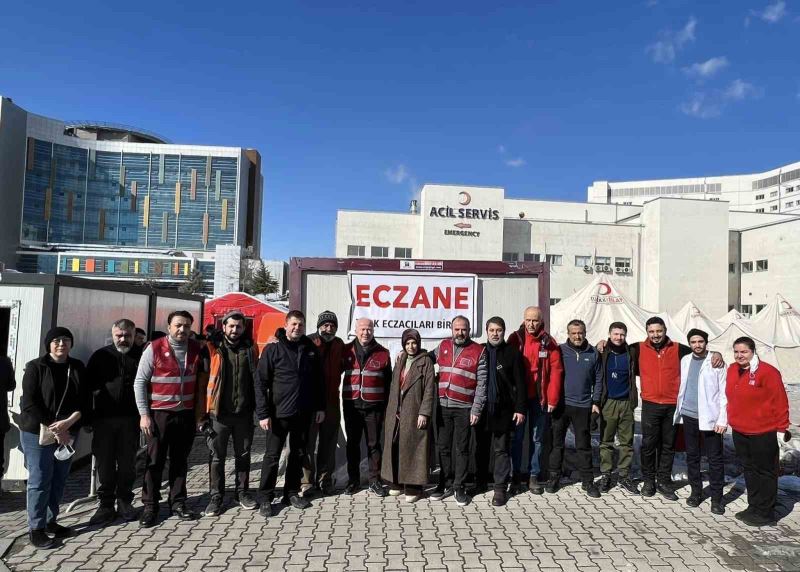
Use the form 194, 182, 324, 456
558, 341, 602, 408
599, 341, 639, 408
308, 332, 345, 406
87, 344, 142, 419
507, 325, 563, 408
1, 356, 15, 433
635, 338, 691, 405
256, 331, 325, 419
673, 353, 727, 430
482, 341, 527, 433
19, 354, 90, 434
197, 338, 258, 420
726, 358, 790, 435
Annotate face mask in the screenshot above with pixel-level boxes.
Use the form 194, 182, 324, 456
54, 443, 75, 461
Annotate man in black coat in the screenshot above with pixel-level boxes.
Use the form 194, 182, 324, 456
256, 310, 325, 517
1, 355, 15, 484
87, 319, 143, 524
475, 317, 527, 506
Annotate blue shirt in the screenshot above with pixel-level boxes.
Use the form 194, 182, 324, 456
606, 349, 630, 399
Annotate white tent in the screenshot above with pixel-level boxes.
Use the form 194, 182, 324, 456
747, 294, 800, 384
672, 301, 724, 338
550, 274, 687, 345
718, 308, 745, 325
707, 320, 779, 373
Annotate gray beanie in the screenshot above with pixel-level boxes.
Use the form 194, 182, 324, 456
317, 310, 338, 329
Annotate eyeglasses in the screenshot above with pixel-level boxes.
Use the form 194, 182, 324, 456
52, 338, 71, 346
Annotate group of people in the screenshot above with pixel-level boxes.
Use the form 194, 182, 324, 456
7, 304, 791, 550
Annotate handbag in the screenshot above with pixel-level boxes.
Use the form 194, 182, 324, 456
38, 365, 71, 446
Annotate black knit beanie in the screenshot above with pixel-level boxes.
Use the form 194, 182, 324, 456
686, 328, 709, 343
44, 326, 74, 350
317, 310, 338, 329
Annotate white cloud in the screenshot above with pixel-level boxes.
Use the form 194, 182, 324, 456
683, 56, 729, 79
758, 1, 787, 23
505, 157, 526, 168
384, 164, 409, 184
681, 79, 762, 119
724, 78, 761, 100
680, 93, 722, 119
647, 17, 697, 63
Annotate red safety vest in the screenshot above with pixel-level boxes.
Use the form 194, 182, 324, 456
437, 339, 484, 405
342, 342, 390, 403
149, 336, 202, 411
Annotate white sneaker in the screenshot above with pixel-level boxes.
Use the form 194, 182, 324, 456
388, 488, 402, 497
404, 494, 421, 503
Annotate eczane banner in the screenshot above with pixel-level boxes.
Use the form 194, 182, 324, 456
348, 272, 478, 338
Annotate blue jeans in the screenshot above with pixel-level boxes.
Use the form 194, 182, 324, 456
511, 399, 548, 478
20, 430, 75, 530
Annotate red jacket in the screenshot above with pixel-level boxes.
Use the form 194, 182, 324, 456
726, 360, 790, 435
638, 338, 688, 405
507, 325, 563, 408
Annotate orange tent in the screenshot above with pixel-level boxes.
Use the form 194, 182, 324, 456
203, 292, 286, 352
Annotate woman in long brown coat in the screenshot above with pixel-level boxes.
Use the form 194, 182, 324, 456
382, 329, 436, 502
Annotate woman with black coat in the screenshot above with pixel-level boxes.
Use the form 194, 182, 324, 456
19, 327, 90, 549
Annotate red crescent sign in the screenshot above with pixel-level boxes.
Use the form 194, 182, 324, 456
458, 192, 471, 206
598, 282, 612, 296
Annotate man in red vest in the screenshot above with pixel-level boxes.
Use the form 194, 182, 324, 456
430, 315, 487, 507
135, 310, 205, 527
342, 318, 392, 496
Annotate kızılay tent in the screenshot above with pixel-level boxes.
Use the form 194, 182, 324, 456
672, 301, 724, 338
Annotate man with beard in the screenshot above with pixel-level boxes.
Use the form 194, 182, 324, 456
197, 311, 259, 517
87, 319, 143, 524
342, 318, 392, 496
507, 306, 563, 495
430, 316, 487, 507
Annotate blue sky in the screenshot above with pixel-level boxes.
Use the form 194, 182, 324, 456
1, 1, 798, 260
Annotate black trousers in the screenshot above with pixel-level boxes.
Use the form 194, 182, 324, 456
475, 414, 515, 490
343, 402, 383, 485
92, 416, 139, 506
640, 401, 677, 484
437, 406, 471, 489
733, 430, 779, 519
141, 410, 196, 508
549, 404, 594, 483
682, 415, 724, 499
302, 403, 341, 489
207, 413, 254, 498
259, 413, 310, 499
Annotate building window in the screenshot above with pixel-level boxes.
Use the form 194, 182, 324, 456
595, 256, 611, 266
787, 187, 794, 193
394, 247, 412, 258
756, 259, 768, 272
741, 304, 753, 315
728, 263, 736, 274
786, 201, 794, 208
756, 304, 767, 313
615, 257, 631, 269
770, 191, 778, 198
502, 252, 519, 262
741, 261, 753, 273
755, 208, 765, 213
523, 253, 540, 262
770, 205, 778, 211
755, 194, 764, 200
575, 255, 591, 267
549, 298, 561, 305
546, 254, 562, 266
371, 246, 389, 258
347, 245, 365, 257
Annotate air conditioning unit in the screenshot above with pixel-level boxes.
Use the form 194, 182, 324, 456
594, 264, 604, 272
603, 265, 612, 272
615, 267, 626, 274
583, 265, 593, 273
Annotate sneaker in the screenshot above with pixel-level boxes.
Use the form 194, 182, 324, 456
89, 505, 117, 525
45, 522, 75, 538
582, 482, 601, 499
344, 482, 359, 495
116, 499, 138, 522
528, 476, 544, 495
544, 473, 560, 494
170, 503, 197, 520
686, 489, 702, 508
656, 482, 678, 501
508, 481, 521, 496
430, 486, 453, 501
405, 493, 422, 503
388, 485, 403, 497
598, 474, 612, 493
238, 491, 259, 510
711, 498, 725, 515
369, 482, 388, 497
29, 529, 56, 549
640, 481, 656, 497
259, 502, 273, 518
204, 495, 223, 517
619, 477, 640, 495
285, 494, 311, 510
455, 488, 470, 507
139, 506, 158, 528
491, 489, 508, 507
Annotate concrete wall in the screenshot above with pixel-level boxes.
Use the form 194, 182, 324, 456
640, 198, 729, 316
0, 97, 27, 270
335, 211, 420, 258
739, 218, 800, 311
505, 198, 641, 223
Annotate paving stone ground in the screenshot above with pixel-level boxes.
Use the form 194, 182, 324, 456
2, 435, 800, 571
